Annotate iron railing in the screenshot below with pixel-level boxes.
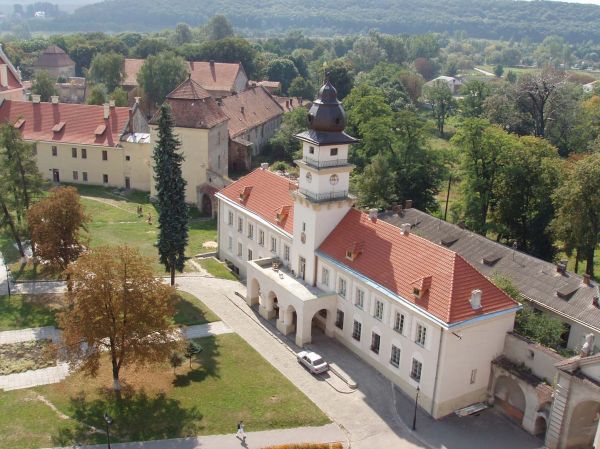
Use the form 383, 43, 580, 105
300, 156, 349, 169
298, 188, 348, 203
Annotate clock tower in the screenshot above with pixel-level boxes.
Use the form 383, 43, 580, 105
291, 79, 358, 286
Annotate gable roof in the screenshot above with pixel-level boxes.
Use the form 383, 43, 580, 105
220, 86, 284, 138
319, 208, 518, 325
35, 45, 75, 68
216, 167, 296, 234
123, 58, 245, 93
380, 208, 600, 331
0, 45, 23, 92
149, 78, 228, 129
0, 100, 138, 147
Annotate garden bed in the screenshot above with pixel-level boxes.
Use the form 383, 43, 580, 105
0, 340, 56, 375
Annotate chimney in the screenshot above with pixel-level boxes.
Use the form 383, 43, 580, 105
556, 260, 567, 274
51, 95, 59, 104
368, 208, 378, 221
0, 64, 7, 88
103, 103, 110, 120
240, 106, 245, 114
404, 199, 413, 209
401, 223, 411, 235
31, 94, 41, 104
260, 162, 269, 170
583, 274, 592, 286
109, 99, 115, 108
134, 96, 141, 105
128, 109, 134, 133
580, 333, 595, 357
470, 289, 482, 310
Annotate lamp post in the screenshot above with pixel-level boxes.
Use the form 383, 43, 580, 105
412, 385, 420, 431
103, 412, 113, 449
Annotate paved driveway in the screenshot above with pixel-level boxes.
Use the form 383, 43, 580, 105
177, 275, 543, 449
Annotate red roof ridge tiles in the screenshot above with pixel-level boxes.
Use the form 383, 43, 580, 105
217, 168, 296, 234
318, 208, 518, 325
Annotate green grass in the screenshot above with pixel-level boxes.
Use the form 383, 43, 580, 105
199, 258, 237, 280
173, 291, 220, 326
0, 294, 63, 331
0, 334, 329, 448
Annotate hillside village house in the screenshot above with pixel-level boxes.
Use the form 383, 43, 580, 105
123, 58, 248, 99
215, 80, 520, 419
33, 45, 76, 79
0, 95, 150, 189
149, 78, 230, 215
0, 45, 25, 101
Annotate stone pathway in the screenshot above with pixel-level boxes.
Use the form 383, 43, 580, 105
12, 281, 67, 294
44, 423, 345, 449
0, 325, 61, 345
0, 363, 70, 391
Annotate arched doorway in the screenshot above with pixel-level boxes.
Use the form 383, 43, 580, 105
277, 304, 298, 337
493, 376, 527, 424
534, 415, 547, 438
566, 400, 600, 448
201, 194, 212, 217
312, 309, 328, 336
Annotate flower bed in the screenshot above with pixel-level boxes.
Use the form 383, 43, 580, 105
0, 340, 56, 375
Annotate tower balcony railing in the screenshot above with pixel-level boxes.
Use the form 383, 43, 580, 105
297, 188, 349, 203
299, 156, 349, 169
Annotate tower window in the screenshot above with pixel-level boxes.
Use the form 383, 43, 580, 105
330, 148, 338, 156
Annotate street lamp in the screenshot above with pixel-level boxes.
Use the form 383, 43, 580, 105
103, 412, 113, 449
412, 385, 420, 431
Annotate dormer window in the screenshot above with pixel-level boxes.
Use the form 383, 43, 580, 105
345, 241, 363, 261
413, 287, 421, 298
330, 148, 338, 156
239, 186, 252, 202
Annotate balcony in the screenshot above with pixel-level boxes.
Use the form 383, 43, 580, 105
299, 156, 349, 169
297, 188, 349, 203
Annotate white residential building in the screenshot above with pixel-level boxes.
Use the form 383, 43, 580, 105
215, 80, 520, 419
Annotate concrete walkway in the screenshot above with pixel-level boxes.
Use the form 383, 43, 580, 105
0, 363, 70, 391
45, 423, 345, 449
0, 325, 60, 345
12, 280, 67, 294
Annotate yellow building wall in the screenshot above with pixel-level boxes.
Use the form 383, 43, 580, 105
34, 140, 150, 190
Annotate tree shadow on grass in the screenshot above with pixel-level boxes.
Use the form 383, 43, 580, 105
52, 386, 202, 446
173, 336, 220, 387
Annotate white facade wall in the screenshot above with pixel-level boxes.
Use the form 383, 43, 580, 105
217, 197, 292, 278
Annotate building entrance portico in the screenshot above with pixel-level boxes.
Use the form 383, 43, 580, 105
246, 257, 337, 347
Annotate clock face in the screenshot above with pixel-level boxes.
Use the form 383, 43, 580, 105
305, 172, 312, 183
329, 174, 339, 185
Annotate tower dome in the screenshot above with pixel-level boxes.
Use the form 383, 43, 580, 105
307, 79, 347, 132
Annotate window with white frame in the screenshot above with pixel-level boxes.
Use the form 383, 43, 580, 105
355, 288, 364, 309
411, 358, 422, 382
394, 312, 405, 334
322, 267, 330, 286
283, 244, 290, 261
390, 345, 401, 368
270, 237, 277, 253
416, 324, 427, 347
237, 242, 243, 258
371, 332, 381, 354
248, 249, 253, 260
228, 236, 232, 250
352, 320, 362, 341
335, 310, 344, 329
258, 229, 265, 246
228, 211, 233, 226
247, 223, 254, 239
238, 217, 243, 233
338, 277, 347, 298
374, 299, 384, 321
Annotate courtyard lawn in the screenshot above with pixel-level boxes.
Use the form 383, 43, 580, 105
0, 334, 332, 447
0, 294, 64, 331
173, 291, 220, 326
199, 258, 237, 280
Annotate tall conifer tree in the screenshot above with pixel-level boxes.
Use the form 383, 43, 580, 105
153, 104, 188, 285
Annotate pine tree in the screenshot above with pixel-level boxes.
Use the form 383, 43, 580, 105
153, 104, 189, 285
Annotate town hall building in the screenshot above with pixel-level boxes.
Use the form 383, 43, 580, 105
215, 80, 520, 419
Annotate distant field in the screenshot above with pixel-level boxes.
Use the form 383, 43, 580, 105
478, 65, 600, 81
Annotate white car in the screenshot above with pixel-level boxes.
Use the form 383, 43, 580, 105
297, 350, 329, 374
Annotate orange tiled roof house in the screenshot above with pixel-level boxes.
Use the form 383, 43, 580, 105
215, 80, 520, 420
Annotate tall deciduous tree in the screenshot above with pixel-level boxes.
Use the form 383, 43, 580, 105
460, 80, 491, 118
266, 58, 299, 94
205, 15, 234, 41
552, 153, 600, 278
27, 186, 89, 274
423, 80, 456, 137
88, 52, 125, 92
153, 104, 188, 285
323, 59, 354, 100
31, 70, 57, 101
60, 245, 179, 397
137, 51, 188, 108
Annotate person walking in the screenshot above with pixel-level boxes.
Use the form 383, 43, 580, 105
236, 420, 244, 439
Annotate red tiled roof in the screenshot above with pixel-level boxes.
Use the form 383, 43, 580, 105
273, 95, 305, 112
220, 86, 284, 138
123, 59, 244, 93
0, 47, 23, 92
0, 100, 131, 147
149, 78, 228, 129
318, 209, 518, 325
217, 168, 296, 234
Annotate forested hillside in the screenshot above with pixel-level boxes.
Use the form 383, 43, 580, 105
33, 0, 600, 42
